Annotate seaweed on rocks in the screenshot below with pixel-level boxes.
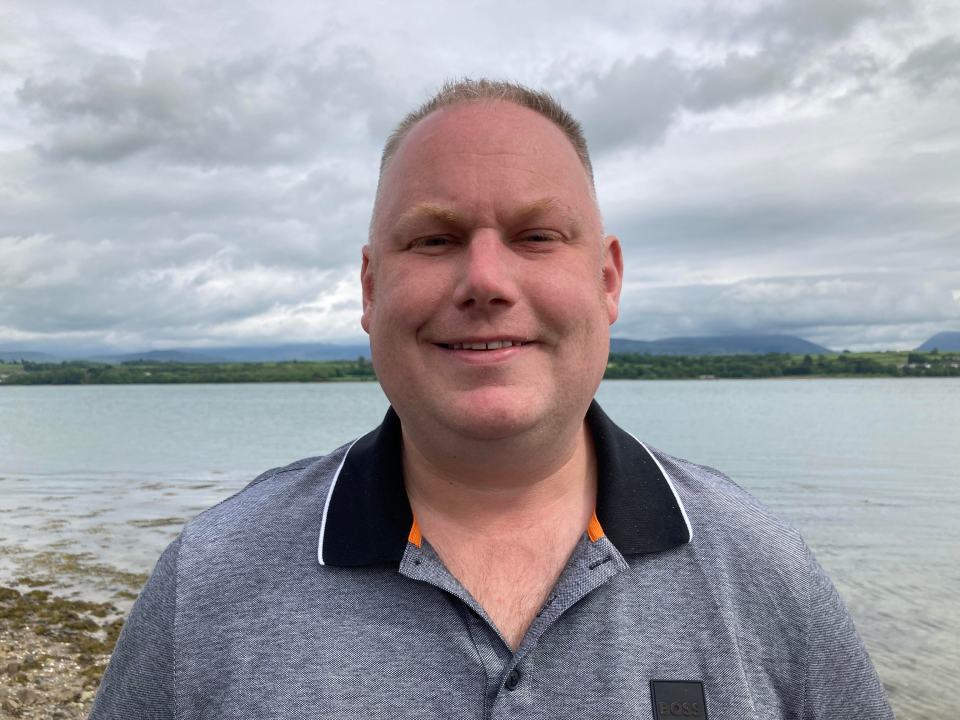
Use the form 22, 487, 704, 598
0, 585, 122, 719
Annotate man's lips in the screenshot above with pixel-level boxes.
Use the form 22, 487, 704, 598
429, 338, 535, 364
435, 339, 531, 351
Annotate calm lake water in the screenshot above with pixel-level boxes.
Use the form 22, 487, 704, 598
1, 379, 957, 719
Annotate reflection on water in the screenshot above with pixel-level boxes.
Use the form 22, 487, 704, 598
1, 379, 958, 719
0, 471, 243, 602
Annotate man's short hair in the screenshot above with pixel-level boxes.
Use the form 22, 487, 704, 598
378, 78, 594, 188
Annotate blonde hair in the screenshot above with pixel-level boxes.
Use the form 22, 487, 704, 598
378, 78, 594, 187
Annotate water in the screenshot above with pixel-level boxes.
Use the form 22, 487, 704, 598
1, 379, 957, 718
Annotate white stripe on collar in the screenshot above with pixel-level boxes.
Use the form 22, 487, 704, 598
317, 438, 360, 566
628, 432, 694, 543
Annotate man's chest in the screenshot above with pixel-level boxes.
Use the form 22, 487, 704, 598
174, 549, 804, 720
437, 542, 571, 651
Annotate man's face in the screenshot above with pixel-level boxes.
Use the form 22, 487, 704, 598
362, 100, 622, 442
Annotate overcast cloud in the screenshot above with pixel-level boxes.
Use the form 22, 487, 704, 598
1, 0, 958, 353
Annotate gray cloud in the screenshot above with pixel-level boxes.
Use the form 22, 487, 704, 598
1, 1, 958, 353
0, 229, 361, 344
564, 0, 900, 154
615, 270, 960, 351
611, 197, 960, 261
568, 53, 687, 150
897, 35, 960, 93
17, 45, 392, 167
742, 0, 894, 44
685, 51, 800, 112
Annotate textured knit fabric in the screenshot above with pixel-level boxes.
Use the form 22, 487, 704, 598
89, 403, 893, 720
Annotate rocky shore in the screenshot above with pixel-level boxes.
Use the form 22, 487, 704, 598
0, 585, 122, 719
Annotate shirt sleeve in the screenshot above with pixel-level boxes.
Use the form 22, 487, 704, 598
801, 546, 894, 720
88, 536, 180, 720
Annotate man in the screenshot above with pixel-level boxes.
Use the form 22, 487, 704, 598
90, 80, 893, 719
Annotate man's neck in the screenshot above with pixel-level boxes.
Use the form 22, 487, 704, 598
402, 418, 596, 542
402, 418, 597, 650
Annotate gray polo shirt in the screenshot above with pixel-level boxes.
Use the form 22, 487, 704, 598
90, 402, 893, 719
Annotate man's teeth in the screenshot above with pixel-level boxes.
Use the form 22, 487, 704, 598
449, 341, 523, 350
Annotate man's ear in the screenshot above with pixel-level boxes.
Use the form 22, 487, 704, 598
601, 235, 623, 325
360, 244, 374, 334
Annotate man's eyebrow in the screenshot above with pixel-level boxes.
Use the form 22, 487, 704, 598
395, 203, 461, 228
509, 198, 581, 234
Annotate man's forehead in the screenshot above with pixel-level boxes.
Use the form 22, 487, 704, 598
380, 102, 593, 196
369, 99, 602, 246
388, 100, 584, 174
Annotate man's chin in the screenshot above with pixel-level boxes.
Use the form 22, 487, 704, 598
431, 393, 545, 442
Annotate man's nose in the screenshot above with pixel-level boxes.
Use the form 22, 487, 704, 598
452, 230, 519, 310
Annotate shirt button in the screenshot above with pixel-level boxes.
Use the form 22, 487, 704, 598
505, 669, 521, 691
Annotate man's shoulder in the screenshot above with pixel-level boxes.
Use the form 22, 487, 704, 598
649, 446, 809, 568
641, 447, 823, 649
177, 441, 353, 558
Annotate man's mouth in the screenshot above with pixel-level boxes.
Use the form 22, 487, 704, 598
438, 340, 529, 351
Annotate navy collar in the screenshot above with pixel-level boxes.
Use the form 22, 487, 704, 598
319, 401, 692, 567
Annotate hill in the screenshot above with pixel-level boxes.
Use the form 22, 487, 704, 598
916, 332, 960, 351
0, 350, 62, 362
205, 343, 371, 362
610, 334, 831, 356
87, 343, 372, 363
0, 343, 373, 363
4, 337, 839, 364
85, 350, 229, 364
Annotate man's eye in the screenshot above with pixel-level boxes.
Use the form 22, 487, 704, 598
411, 236, 450, 250
520, 232, 559, 245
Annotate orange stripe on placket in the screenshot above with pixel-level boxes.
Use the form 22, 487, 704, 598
587, 511, 606, 542
408, 518, 422, 547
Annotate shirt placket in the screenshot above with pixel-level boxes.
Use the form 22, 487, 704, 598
399, 533, 629, 719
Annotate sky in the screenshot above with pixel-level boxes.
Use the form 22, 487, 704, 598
1, 0, 958, 354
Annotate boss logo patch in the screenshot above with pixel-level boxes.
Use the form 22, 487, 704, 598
650, 680, 708, 719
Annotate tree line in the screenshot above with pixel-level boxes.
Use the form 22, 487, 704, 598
0, 358, 376, 385
0, 351, 957, 385
604, 351, 959, 379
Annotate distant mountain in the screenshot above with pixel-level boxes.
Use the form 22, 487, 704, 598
0, 350, 62, 362
207, 343, 371, 362
86, 350, 230, 364
916, 332, 960, 351
81, 343, 371, 363
1, 343, 373, 363
610, 334, 832, 356
5, 336, 842, 364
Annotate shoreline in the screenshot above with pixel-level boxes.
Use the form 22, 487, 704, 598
1, 374, 958, 388
2, 350, 957, 385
